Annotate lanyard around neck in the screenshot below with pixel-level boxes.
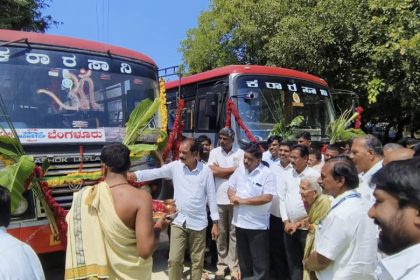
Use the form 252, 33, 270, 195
328, 192, 361, 215
318, 192, 361, 230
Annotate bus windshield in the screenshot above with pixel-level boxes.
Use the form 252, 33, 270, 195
0, 46, 158, 144
235, 75, 334, 142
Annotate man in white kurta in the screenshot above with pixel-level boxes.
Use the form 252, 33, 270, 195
227, 143, 276, 280
350, 135, 384, 204
304, 156, 377, 280
268, 142, 293, 278
0, 186, 45, 280
281, 144, 319, 280
208, 128, 244, 279
134, 139, 220, 280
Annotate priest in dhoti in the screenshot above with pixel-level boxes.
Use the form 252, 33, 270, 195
65, 143, 165, 280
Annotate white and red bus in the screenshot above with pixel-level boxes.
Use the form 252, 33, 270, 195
165, 65, 335, 147
0, 30, 162, 253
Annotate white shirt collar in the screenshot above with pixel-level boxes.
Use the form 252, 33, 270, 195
361, 159, 383, 186
379, 243, 420, 280
278, 162, 292, 170
292, 165, 310, 177
331, 189, 359, 208
182, 160, 203, 173
246, 163, 264, 176
221, 145, 238, 156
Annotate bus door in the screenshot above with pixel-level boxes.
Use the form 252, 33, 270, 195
195, 79, 228, 145
167, 83, 196, 138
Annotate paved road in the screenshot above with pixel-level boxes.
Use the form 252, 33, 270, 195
40, 230, 229, 280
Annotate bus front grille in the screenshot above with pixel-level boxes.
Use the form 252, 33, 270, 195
35, 153, 102, 217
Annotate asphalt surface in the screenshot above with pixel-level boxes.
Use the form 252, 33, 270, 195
40, 230, 230, 280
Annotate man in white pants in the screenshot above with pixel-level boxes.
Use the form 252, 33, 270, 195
208, 127, 244, 280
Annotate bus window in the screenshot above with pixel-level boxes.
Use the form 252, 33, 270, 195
235, 75, 334, 142
197, 97, 214, 130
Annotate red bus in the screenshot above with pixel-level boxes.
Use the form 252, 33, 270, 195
0, 30, 162, 253
165, 65, 335, 147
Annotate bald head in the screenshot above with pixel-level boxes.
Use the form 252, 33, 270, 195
383, 148, 414, 165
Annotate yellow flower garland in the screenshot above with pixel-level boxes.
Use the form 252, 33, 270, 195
0, 155, 14, 166
44, 171, 102, 188
157, 77, 168, 144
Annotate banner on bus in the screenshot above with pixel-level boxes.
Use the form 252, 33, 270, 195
0, 128, 106, 144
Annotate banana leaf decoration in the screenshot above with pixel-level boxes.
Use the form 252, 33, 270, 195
0, 95, 55, 228
0, 136, 22, 162
123, 98, 160, 146
270, 115, 304, 140
128, 143, 159, 160
0, 155, 34, 212
123, 98, 162, 160
327, 108, 365, 144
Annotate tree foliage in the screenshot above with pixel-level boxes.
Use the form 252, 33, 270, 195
0, 0, 58, 32
181, 0, 419, 137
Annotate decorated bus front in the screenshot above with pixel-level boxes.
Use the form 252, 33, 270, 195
0, 30, 160, 253
232, 74, 335, 145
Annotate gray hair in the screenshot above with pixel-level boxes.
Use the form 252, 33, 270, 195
383, 142, 404, 152
219, 127, 235, 140
357, 134, 383, 156
301, 176, 322, 196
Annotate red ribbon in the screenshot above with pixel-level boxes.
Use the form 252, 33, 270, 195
78, 145, 84, 173
225, 99, 264, 151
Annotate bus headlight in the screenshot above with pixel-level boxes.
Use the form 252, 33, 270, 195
11, 198, 29, 216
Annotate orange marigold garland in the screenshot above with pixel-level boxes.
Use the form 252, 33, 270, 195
157, 78, 168, 144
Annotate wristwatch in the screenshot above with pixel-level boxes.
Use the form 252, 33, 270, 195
213, 220, 219, 225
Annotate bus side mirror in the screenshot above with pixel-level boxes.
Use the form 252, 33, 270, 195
243, 90, 260, 105
205, 92, 219, 118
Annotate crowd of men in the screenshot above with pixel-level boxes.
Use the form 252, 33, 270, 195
0, 129, 419, 280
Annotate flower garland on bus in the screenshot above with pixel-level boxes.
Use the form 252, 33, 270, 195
225, 99, 264, 151
34, 166, 68, 247
354, 106, 363, 129
163, 99, 185, 160
172, 107, 185, 160
40, 171, 102, 188
157, 78, 168, 144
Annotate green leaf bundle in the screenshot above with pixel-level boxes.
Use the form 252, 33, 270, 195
0, 155, 35, 212
123, 98, 160, 146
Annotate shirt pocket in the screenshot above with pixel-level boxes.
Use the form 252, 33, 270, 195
247, 180, 264, 197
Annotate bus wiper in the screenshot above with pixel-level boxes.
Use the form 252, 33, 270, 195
0, 38, 30, 48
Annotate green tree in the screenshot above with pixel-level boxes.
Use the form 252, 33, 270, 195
0, 0, 58, 32
181, 0, 419, 138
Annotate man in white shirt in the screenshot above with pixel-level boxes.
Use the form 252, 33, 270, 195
132, 138, 220, 280
324, 143, 342, 162
208, 128, 244, 279
196, 134, 212, 163
0, 185, 45, 280
281, 144, 319, 280
268, 142, 293, 279
296, 131, 312, 148
227, 143, 276, 280
304, 156, 377, 280
350, 135, 384, 202
262, 135, 282, 167
368, 158, 420, 280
